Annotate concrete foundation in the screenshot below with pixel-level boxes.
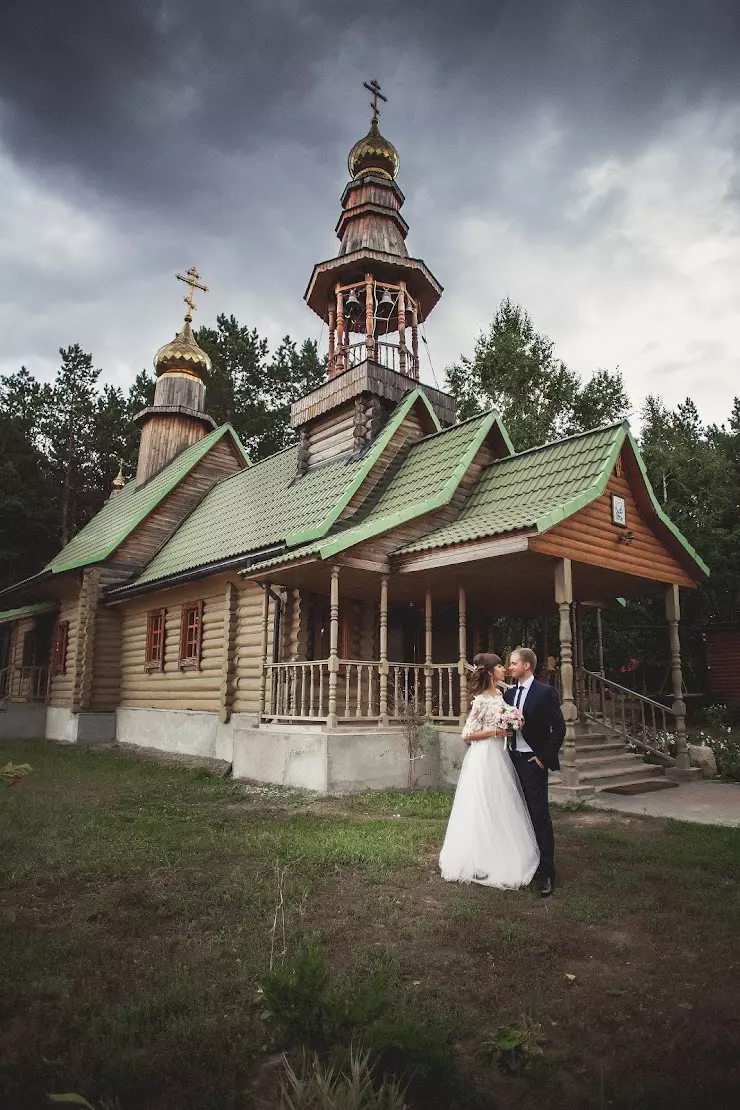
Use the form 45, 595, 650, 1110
0, 701, 48, 740
110, 709, 470, 793
233, 722, 467, 793
116, 707, 259, 764
46, 707, 116, 745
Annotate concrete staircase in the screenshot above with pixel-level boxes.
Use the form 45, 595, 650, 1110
550, 721, 678, 798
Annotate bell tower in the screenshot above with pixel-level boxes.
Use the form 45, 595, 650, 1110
292, 81, 455, 472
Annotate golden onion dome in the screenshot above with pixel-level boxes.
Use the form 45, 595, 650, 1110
348, 118, 400, 181
153, 316, 212, 378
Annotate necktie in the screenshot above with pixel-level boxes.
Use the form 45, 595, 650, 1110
510, 685, 524, 750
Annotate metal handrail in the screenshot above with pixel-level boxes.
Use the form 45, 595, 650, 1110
580, 667, 676, 766
582, 669, 676, 715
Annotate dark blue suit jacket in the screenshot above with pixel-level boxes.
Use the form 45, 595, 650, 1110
503, 680, 565, 771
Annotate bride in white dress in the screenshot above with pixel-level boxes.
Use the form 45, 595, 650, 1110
439, 652, 540, 889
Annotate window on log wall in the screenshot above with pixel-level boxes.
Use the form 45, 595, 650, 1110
179, 601, 204, 671
145, 608, 166, 673
51, 621, 69, 676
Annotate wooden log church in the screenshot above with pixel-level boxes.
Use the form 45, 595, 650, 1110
0, 85, 709, 795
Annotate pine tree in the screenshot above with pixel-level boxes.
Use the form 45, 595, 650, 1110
445, 298, 629, 450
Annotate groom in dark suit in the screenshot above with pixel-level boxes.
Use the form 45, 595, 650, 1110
504, 647, 565, 896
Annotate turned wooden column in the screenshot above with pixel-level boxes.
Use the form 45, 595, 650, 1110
425, 588, 433, 719
258, 582, 271, 716
398, 280, 407, 375
410, 303, 419, 378
555, 559, 579, 788
596, 604, 605, 676
327, 564, 340, 728
542, 613, 550, 683
575, 601, 586, 720
219, 581, 238, 724
379, 574, 389, 725
365, 272, 374, 362
458, 585, 468, 724
328, 303, 336, 374
334, 285, 345, 378
666, 584, 690, 771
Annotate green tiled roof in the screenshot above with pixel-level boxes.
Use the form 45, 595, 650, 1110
44, 424, 249, 575
394, 423, 709, 577
246, 411, 502, 572
126, 389, 444, 588
0, 601, 58, 625
318, 411, 497, 557
395, 423, 623, 554
131, 445, 361, 585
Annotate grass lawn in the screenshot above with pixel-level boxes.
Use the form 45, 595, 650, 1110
1, 740, 739, 1109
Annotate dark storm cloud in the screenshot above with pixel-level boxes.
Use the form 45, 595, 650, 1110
0, 0, 738, 215
1, 1, 738, 426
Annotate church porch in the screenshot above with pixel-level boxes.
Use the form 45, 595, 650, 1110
244, 543, 696, 797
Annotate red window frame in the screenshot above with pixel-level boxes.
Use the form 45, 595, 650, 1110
179, 601, 204, 671
51, 621, 69, 677
145, 608, 166, 673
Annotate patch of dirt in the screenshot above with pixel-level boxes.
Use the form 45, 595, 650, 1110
114, 743, 232, 776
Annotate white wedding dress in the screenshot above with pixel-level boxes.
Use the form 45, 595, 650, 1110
439, 693, 540, 889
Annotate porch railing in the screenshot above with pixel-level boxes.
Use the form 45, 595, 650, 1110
0, 665, 49, 702
265, 661, 329, 720
580, 668, 677, 766
262, 660, 461, 724
333, 340, 419, 379
388, 663, 461, 722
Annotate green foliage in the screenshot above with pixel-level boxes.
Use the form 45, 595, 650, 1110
196, 316, 325, 459
261, 941, 454, 1095
444, 298, 629, 450
0, 412, 59, 586
1, 762, 32, 786
691, 709, 740, 780
0, 314, 321, 588
483, 1017, 544, 1075
277, 1048, 408, 1109
640, 395, 740, 625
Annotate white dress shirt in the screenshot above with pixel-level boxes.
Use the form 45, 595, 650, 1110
513, 675, 535, 753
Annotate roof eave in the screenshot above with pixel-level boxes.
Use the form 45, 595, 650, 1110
623, 429, 710, 579
107, 543, 284, 601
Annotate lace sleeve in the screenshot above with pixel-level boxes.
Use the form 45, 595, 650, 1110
461, 696, 489, 740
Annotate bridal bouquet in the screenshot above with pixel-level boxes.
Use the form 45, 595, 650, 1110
495, 704, 525, 734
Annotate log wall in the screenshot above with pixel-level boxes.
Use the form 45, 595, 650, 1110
118, 578, 229, 712
529, 470, 696, 587
89, 569, 124, 711
47, 588, 82, 707
232, 582, 276, 714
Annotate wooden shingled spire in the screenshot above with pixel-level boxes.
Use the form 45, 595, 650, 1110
294, 82, 453, 473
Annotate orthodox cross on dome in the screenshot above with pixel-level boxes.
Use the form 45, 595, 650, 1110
363, 78, 387, 124
176, 266, 208, 321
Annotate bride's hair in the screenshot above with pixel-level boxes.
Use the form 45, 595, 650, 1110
469, 652, 503, 696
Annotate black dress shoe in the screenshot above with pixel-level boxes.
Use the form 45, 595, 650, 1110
539, 876, 554, 897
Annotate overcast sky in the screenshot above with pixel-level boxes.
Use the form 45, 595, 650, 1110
1, 0, 738, 426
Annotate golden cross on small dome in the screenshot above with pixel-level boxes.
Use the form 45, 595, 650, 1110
363, 78, 387, 124
176, 266, 209, 321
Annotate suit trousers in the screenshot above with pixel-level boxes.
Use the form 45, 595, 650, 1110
510, 750, 555, 879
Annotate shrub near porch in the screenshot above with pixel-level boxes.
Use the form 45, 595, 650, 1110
1, 741, 738, 1109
